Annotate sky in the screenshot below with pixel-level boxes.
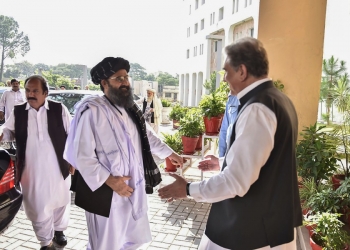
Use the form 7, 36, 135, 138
0, 0, 186, 75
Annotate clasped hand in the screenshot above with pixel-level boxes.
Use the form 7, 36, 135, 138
105, 175, 134, 197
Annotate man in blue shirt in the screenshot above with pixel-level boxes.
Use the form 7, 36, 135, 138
218, 90, 239, 157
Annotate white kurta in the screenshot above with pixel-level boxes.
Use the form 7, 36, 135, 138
1, 100, 72, 222
190, 79, 297, 249
0, 89, 25, 120
72, 106, 172, 250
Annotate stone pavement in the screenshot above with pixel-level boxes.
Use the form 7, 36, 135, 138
0, 124, 305, 249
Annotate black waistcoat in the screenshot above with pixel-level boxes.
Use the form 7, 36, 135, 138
14, 101, 70, 183
143, 99, 154, 123
205, 81, 302, 249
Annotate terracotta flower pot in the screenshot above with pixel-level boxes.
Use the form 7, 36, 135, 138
195, 134, 203, 151
173, 120, 180, 129
310, 234, 323, 250
332, 174, 345, 190
203, 116, 222, 135
305, 224, 316, 236
165, 157, 177, 172
181, 136, 199, 155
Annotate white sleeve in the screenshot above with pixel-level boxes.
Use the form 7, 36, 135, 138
146, 122, 173, 159
0, 92, 7, 112
61, 104, 72, 134
190, 103, 277, 203
73, 109, 110, 191
0, 109, 15, 141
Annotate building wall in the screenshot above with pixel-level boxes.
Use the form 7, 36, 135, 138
179, 0, 260, 106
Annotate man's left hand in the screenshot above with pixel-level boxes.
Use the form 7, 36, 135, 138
158, 173, 187, 201
69, 165, 75, 175
168, 152, 183, 168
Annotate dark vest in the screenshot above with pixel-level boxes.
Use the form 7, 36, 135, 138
143, 99, 154, 123
205, 81, 302, 249
14, 100, 70, 183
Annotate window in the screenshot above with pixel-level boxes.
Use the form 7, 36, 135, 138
249, 0, 252, 5
245, 0, 247, 7
187, 27, 191, 37
195, 0, 199, 9
193, 46, 197, 57
194, 23, 198, 34
202, 0, 205, 4
186, 49, 190, 59
214, 41, 218, 52
165, 93, 172, 98
250, 28, 254, 37
236, 0, 239, 12
232, 0, 236, 13
219, 7, 224, 21
210, 13, 213, 25
201, 19, 204, 30
200, 44, 204, 55
189, 5, 191, 14
213, 12, 215, 24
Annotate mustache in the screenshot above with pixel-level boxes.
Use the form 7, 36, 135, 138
27, 97, 37, 101
119, 86, 130, 90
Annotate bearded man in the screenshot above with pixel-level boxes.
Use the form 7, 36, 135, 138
64, 57, 183, 250
142, 88, 162, 134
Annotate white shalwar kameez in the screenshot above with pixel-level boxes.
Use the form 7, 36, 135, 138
71, 106, 172, 250
1, 101, 72, 246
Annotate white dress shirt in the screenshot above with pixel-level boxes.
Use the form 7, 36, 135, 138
0, 89, 25, 120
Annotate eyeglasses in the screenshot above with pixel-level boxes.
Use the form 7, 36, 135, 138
109, 75, 129, 83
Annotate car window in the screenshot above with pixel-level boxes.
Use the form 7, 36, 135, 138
47, 93, 92, 115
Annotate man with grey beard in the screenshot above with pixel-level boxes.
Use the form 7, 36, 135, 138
64, 57, 183, 250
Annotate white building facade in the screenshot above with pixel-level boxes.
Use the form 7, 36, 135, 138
179, 0, 260, 106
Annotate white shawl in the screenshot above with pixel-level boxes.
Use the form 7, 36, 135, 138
64, 95, 147, 220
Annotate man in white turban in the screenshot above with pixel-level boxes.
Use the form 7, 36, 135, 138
142, 88, 162, 134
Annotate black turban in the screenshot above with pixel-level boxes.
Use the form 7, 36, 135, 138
90, 57, 130, 85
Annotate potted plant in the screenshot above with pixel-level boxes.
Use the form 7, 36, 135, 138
304, 212, 350, 250
178, 111, 203, 155
161, 132, 183, 172
296, 123, 338, 187
305, 187, 342, 215
335, 177, 350, 224
328, 117, 350, 188
199, 92, 226, 135
161, 99, 172, 125
169, 104, 188, 129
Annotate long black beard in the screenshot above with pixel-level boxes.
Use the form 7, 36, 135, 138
107, 85, 134, 108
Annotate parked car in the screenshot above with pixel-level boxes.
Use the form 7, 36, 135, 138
47, 90, 142, 115
0, 146, 23, 234
47, 90, 103, 115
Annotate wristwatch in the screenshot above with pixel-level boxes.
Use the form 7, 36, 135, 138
186, 182, 191, 196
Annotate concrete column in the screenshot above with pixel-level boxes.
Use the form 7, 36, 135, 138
258, 0, 327, 132
190, 73, 197, 106
215, 40, 223, 89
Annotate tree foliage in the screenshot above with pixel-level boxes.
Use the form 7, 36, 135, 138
156, 72, 178, 86
41, 71, 76, 90
130, 63, 147, 81
320, 56, 347, 125
0, 15, 30, 82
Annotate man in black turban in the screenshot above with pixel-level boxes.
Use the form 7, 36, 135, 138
65, 56, 183, 249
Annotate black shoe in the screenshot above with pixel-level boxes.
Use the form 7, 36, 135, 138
40, 242, 55, 249
53, 231, 67, 247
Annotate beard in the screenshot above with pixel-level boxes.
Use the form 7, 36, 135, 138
107, 83, 134, 108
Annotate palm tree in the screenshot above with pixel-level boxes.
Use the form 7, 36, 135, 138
320, 56, 347, 125
332, 73, 350, 114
